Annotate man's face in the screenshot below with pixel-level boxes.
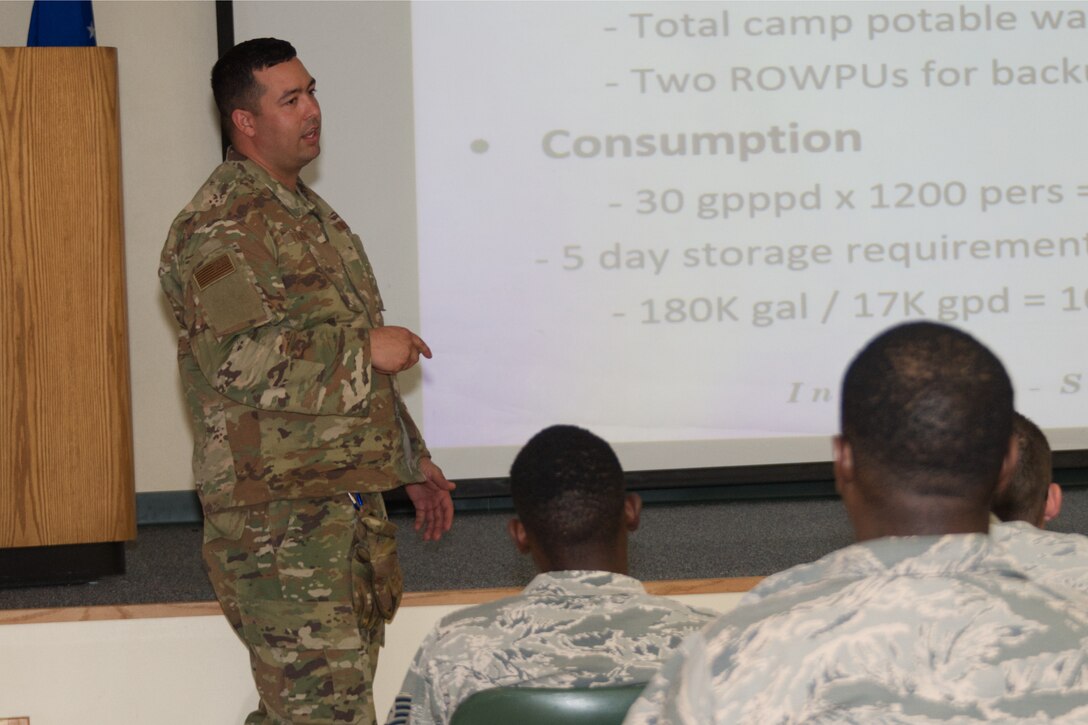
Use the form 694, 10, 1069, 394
247, 57, 321, 181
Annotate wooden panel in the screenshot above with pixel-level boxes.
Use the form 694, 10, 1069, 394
0, 576, 764, 625
0, 48, 135, 548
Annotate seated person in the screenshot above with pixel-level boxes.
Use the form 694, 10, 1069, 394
625, 321, 1088, 724
990, 411, 1088, 594
388, 425, 716, 725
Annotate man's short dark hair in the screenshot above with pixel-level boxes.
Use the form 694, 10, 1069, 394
211, 37, 297, 136
841, 321, 1013, 497
992, 412, 1052, 524
509, 425, 626, 551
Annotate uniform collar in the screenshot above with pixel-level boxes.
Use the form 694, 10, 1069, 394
525, 570, 646, 597
846, 533, 1022, 578
225, 147, 316, 219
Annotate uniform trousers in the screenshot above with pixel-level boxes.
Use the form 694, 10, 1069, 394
203, 493, 401, 724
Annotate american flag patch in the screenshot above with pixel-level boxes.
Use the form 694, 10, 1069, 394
194, 254, 236, 290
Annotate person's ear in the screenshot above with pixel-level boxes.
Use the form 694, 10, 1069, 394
623, 493, 642, 532
833, 435, 854, 497
232, 108, 257, 138
994, 434, 1020, 500
506, 518, 531, 554
1043, 482, 1063, 526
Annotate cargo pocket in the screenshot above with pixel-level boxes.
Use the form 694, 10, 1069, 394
202, 509, 247, 545
238, 599, 368, 722
352, 514, 403, 632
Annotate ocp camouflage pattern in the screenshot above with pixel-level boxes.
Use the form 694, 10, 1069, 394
204, 495, 392, 724
160, 151, 428, 514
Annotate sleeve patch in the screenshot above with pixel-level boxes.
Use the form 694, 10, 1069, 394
192, 251, 272, 337
194, 254, 236, 290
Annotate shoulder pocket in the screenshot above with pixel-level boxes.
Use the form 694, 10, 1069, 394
192, 249, 274, 337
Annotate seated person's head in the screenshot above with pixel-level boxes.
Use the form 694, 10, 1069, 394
991, 412, 1061, 527
507, 425, 641, 573
836, 321, 1016, 539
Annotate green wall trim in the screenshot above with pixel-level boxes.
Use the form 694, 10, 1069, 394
136, 491, 203, 525
137, 468, 1088, 526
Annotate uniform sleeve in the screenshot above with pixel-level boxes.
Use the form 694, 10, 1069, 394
397, 397, 431, 462
623, 634, 714, 725
386, 629, 445, 725
183, 223, 375, 417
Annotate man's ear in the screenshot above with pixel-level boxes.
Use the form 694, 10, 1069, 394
623, 493, 642, 533
231, 108, 257, 138
994, 433, 1020, 500
506, 517, 531, 554
1043, 482, 1063, 525
833, 435, 854, 498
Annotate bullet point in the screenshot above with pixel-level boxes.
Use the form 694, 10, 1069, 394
470, 139, 490, 154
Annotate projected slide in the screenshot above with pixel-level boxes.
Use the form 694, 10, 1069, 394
412, 1, 1088, 467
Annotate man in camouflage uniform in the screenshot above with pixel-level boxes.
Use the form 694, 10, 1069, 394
386, 425, 716, 725
989, 412, 1088, 595
159, 38, 455, 724
625, 322, 1088, 724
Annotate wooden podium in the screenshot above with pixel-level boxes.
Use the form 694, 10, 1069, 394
0, 47, 135, 584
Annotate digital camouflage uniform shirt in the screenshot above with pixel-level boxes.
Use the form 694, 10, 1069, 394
386, 570, 717, 725
624, 535, 1088, 724
990, 520, 1088, 597
160, 149, 428, 517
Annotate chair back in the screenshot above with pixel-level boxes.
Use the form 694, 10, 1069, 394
449, 683, 646, 725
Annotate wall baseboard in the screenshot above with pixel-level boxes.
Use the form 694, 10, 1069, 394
136, 491, 203, 525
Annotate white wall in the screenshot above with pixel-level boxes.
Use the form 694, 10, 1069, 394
94, 2, 222, 495
0, 593, 743, 724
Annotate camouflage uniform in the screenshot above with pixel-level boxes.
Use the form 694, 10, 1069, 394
991, 520, 1088, 597
160, 150, 426, 724
624, 535, 1088, 724
386, 570, 716, 725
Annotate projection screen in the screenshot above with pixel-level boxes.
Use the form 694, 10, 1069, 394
234, 1, 1088, 481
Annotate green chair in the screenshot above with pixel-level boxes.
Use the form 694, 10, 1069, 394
449, 683, 646, 725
